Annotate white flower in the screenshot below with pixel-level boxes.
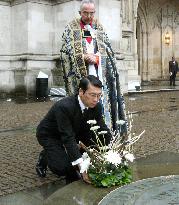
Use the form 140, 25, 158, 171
90, 126, 100, 131
87, 120, 97, 125
104, 150, 122, 166
82, 152, 89, 160
123, 151, 135, 162
98, 131, 107, 135
116, 120, 126, 125
80, 158, 91, 173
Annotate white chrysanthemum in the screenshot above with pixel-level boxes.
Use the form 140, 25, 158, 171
87, 120, 97, 125
104, 150, 122, 166
116, 120, 126, 125
90, 126, 100, 131
80, 158, 91, 173
98, 131, 107, 135
82, 152, 89, 160
123, 151, 135, 162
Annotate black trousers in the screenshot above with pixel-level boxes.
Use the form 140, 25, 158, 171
37, 135, 80, 182
170, 73, 176, 86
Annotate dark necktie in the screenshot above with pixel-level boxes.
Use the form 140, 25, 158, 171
83, 108, 88, 118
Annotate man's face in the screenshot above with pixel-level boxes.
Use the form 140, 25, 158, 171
79, 3, 95, 24
79, 84, 102, 108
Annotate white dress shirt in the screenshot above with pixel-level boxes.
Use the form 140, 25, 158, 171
71, 96, 88, 166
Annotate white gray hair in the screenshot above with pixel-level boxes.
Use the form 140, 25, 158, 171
80, 0, 95, 11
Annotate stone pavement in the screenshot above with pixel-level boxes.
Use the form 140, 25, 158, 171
127, 88, 179, 158
0, 85, 179, 204
0, 99, 63, 197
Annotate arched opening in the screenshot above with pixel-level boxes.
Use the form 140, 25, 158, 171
136, 0, 179, 85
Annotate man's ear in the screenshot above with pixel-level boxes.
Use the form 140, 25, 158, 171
79, 11, 81, 15
79, 88, 83, 96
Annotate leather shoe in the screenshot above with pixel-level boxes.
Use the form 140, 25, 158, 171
36, 150, 48, 178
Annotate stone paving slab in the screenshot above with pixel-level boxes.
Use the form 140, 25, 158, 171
0, 179, 66, 205
39, 150, 179, 205
99, 175, 179, 205
44, 180, 115, 205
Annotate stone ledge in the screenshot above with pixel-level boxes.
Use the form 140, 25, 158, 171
0, 54, 60, 61
0, 0, 73, 6
44, 180, 115, 205
99, 175, 179, 205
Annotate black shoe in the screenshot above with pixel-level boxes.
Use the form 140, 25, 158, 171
36, 150, 48, 178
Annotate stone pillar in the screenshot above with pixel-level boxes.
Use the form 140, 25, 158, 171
121, 0, 141, 90
141, 31, 149, 81
97, 0, 128, 93
52, 0, 81, 87
53, 0, 80, 52
0, 1, 12, 95
98, 0, 121, 50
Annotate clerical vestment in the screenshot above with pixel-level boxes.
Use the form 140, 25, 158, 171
60, 18, 127, 132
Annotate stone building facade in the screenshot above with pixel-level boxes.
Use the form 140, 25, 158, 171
137, 0, 179, 84
0, 0, 177, 96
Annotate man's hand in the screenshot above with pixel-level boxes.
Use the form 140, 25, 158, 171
84, 54, 98, 64
81, 171, 91, 184
77, 162, 91, 184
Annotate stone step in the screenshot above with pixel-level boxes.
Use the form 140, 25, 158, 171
143, 78, 179, 86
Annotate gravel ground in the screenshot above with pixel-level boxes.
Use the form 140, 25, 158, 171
125, 91, 179, 157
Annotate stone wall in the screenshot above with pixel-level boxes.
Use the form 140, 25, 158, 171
0, 0, 62, 96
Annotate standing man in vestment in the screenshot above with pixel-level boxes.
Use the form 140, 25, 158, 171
60, 0, 127, 133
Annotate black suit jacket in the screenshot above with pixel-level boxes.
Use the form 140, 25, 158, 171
37, 95, 111, 162
169, 60, 178, 74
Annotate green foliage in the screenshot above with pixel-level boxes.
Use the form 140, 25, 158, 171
88, 164, 132, 188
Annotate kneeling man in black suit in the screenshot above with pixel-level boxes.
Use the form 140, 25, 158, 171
36, 75, 111, 184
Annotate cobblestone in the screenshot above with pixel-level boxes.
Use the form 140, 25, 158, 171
0, 91, 178, 196
0, 120, 59, 196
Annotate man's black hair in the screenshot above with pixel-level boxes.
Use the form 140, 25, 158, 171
79, 75, 103, 93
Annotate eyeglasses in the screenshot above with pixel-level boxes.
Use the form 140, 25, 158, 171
86, 92, 102, 99
81, 11, 95, 17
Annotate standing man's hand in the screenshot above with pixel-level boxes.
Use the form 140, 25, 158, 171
84, 54, 98, 64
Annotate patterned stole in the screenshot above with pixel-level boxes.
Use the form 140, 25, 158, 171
68, 19, 87, 77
